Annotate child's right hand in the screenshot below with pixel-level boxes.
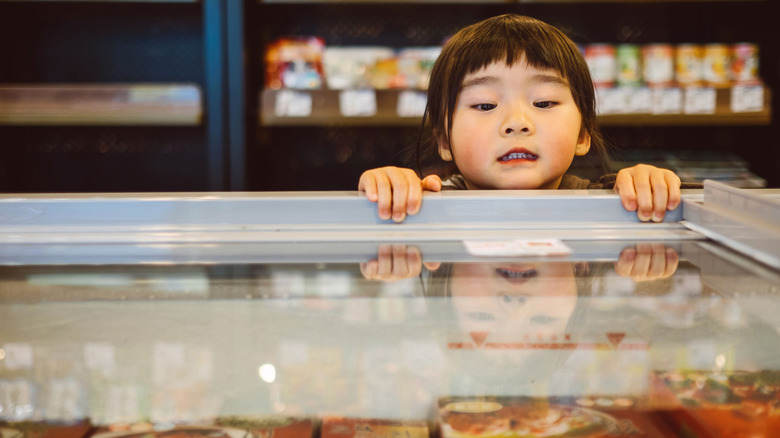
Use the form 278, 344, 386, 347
358, 166, 442, 222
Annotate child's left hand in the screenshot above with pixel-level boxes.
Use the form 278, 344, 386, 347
615, 164, 682, 222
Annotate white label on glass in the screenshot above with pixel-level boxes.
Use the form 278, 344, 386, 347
339, 89, 377, 117
731, 85, 764, 112
684, 87, 717, 114
274, 90, 313, 117
463, 239, 571, 257
652, 87, 683, 114
396, 90, 427, 117
2, 343, 33, 370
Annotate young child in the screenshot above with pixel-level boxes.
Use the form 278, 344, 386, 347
359, 14, 688, 223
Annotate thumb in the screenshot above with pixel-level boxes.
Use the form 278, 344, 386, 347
421, 175, 442, 192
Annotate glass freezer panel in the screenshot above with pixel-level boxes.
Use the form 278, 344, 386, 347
1, 238, 779, 437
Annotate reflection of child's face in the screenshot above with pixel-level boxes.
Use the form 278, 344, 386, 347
441, 58, 590, 190
448, 262, 578, 337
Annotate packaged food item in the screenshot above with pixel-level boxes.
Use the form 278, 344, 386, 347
0, 420, 91, 438
616, 44, 642, 87
731, 43, 760, 83
436, 396, 674, 437
89, 416, 314, 438
265, 36, 326, 90
321, 417, 429, 438
652, 370, 780, 437
585, 44, 617, 87
396, 47, 441, 90
675, 44, 704, 85
642, 44, 674, 87
322, 47, 395, 90
702, 43, 731, 87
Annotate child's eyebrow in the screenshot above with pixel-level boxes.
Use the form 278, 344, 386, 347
530, 73, 569, 87
459, 75, 499, 91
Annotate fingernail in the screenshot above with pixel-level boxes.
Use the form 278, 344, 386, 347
638, 213, 651, 222
623, 249, 636, 261
652, 213, 664, 222
393, 212, 406, 222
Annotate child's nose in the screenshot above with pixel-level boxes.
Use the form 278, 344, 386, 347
501, 106, 533, 135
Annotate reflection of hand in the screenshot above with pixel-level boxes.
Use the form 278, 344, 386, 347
614, 243, 679, 281
361, 244, 423, 281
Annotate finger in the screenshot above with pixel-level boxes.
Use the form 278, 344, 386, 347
646, 243, 668, 279
630, 243, 652, 278
650, 171, 669, 222
615, 170, 638, 212
666, 172, 682, 211
360, 260, 378, 279
358, 172, 378, 202
392, 244, 410, 278
387, 170, 410, 223
614, 247, 637, 277
422, 174, 442, 192
405, 172, 424, 216
423, 261, 442, 271
663, 247, 679, 278
632, 168, 654, 222
376, 244, 393, 276
406, 246, 423, 278
374, 172, 393, 221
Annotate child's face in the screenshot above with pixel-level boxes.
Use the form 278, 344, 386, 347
440, 58, 591, 190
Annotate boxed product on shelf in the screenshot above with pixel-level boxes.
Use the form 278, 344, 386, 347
435, 395, 674, 437
321, 417, 429, 438
323, 47, 395, 90
265, 36, 326, 90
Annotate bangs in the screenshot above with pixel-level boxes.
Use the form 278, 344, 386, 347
455, 16, 578, 82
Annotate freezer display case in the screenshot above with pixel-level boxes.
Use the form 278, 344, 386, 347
1, 181, 779, 437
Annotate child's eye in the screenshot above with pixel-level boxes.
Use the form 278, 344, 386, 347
471, 103, 496, 111
534, 101, 558, 109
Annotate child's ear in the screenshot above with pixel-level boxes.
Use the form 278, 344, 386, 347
438, 137, 453, 161
575, 132, 591, 156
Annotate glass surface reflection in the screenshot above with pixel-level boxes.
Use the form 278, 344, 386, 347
1, 240, 779, 437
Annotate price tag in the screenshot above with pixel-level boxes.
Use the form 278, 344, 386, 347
596, 87, 627, 115
274, 90, 312, 117
339, 89, 377, 117
626, 87, 652, 113
463, 239, 571, 257
2, 343, 33, 370
396, 90, 427, 117
731, 84, 764, 112
652, 87, 683, 114
684, 87, 717, 114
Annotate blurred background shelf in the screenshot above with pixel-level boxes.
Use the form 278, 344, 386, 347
0, 84, 202, 126
259, 87, 771, 127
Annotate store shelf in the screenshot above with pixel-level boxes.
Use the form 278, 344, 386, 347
0, 83, 202, 126
260, 86, 771, 127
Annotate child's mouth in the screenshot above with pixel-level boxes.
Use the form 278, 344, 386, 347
498, 151, 539, 162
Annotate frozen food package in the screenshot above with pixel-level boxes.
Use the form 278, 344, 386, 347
265, 36, 326, 90
89, 416, 314, 438
321, 416, 429, 438
0, 420, 92, 438
436, 395, 674, 437
652, 370, 780, 437
322, 47, 394, 90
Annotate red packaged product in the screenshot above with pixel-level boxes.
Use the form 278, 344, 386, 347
0, 420, 92, 438
436, 396, 675, 437
89, 416, 314, 438
321, 417, 429, 438
652, 370, 780, 438
265, 36, 326, 90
